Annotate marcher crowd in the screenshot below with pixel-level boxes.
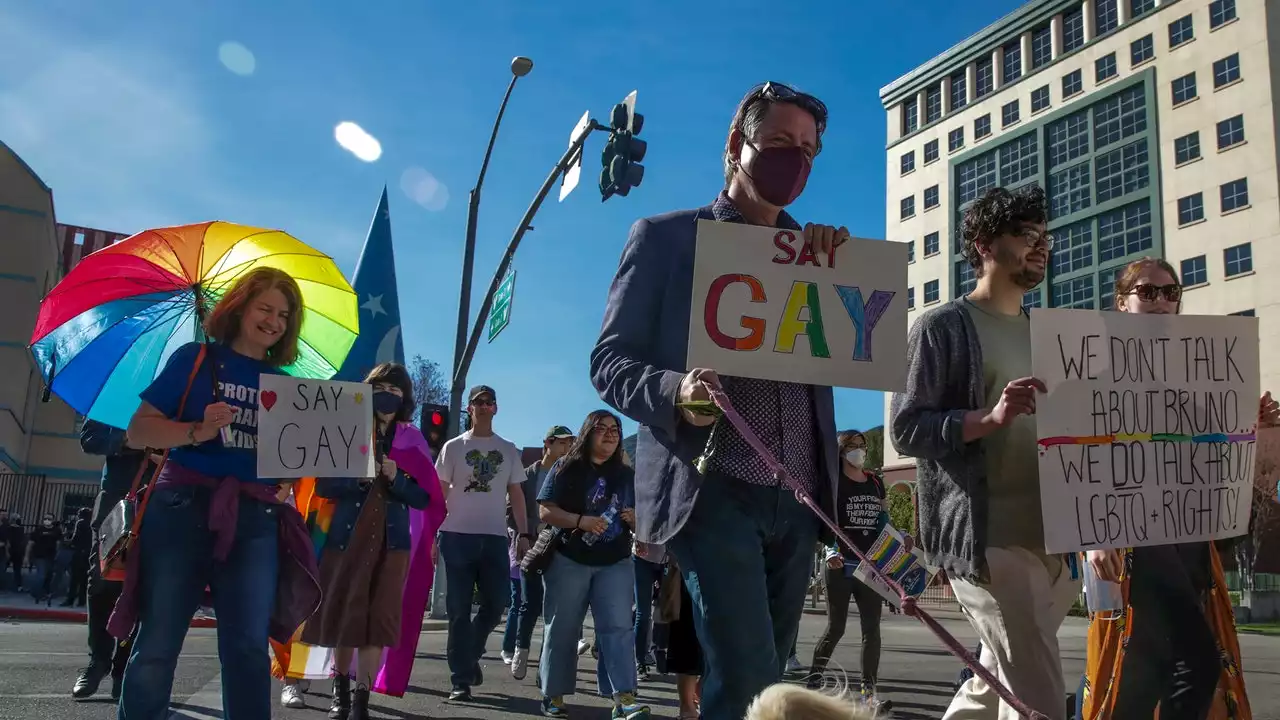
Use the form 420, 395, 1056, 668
13, 80, 1264, 720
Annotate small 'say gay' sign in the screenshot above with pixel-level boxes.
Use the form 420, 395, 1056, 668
256, 374, 375, 479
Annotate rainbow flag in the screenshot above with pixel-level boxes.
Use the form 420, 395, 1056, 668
270, 423, 447, 696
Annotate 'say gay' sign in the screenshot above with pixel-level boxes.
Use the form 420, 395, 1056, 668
686, 220, 907, 391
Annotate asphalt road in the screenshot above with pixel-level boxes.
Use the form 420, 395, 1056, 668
2, 610, 1279, 719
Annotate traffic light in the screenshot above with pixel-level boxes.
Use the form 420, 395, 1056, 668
600, 91, 646, 201
421, 403, 447, 455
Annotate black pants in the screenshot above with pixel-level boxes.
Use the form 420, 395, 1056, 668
1111, 545, 1219, 720
66, 553, 90, 605
810, 566, 882, 685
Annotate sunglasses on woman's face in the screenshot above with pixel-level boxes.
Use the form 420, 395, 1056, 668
1128, 283, 1182, 303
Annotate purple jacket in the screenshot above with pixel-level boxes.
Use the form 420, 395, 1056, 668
109, 463, 321, 644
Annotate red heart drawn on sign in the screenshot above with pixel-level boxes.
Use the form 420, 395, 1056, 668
359, 445, 369, 455
261, 391, 277, 411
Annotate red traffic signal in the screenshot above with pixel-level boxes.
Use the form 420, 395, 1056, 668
421, 403, 449, 455
431, 411, 444, 426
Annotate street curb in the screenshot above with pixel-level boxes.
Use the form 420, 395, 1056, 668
0, 606, 217, 628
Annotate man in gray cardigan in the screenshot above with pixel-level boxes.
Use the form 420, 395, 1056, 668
890, 185, 1080, 720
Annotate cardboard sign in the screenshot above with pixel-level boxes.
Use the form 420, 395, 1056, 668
851, 525, 935, 608
256, 374, 376, 479
1031, 308, 1259, 553
686, 220, 908, 391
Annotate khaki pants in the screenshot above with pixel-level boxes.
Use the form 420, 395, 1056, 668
945, 546, 1081, 720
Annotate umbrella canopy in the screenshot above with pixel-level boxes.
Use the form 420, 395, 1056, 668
30, 221, 359, 429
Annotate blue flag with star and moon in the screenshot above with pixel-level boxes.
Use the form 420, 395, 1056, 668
336, 187, 405, 382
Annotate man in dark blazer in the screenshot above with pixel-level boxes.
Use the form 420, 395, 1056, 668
591, 82, 845, 720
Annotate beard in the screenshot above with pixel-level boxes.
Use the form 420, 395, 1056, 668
994, 243, 1045, 289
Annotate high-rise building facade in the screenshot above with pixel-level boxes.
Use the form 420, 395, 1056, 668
879, 0, 1279, 482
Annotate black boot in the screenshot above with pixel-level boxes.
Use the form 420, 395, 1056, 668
350, 683, 371, 720
328, 675, 351, 720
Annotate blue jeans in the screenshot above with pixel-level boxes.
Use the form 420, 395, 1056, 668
539, 554, 635, 698
668, 473, 818, 720
119, 484, 279, 720
502, 569, 545, 654
439, 531, 509, 688
633, 556, 663, 666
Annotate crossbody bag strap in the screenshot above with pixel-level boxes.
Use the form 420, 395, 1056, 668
126, 344, 210, 537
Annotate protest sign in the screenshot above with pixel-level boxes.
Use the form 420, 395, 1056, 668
686, 220, 908, 391
851, 525, 935, 608
257, 374, 376, 479
1031, 308, 1259, 554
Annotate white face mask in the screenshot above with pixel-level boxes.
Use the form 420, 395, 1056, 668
844, 449, 866, 466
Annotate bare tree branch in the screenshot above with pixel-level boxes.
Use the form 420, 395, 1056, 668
409, 354, 449, 421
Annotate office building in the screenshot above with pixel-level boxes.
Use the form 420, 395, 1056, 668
879, 0, 1279, 483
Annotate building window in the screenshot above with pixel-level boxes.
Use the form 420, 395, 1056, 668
907, 287, 915, 310
903, 98, 919, 134
956, 152, 998, 205
907, 240, 915, 263
949, 127, 965, 152
975, 58, 995, 99
1099, 264, 1126, 310
955, 260, 977, 296
924, 280, 940, 305
1048, 113, 1090, 168
1131, 34, 1154, 66
1172, 73, 1197, 106
1051, 221, 1093, 275
1230, 309, 1255, 317
1097, 201, 1153, 263
900, 195, 916, 220
901, 151, 916, 175
1213, 54, 1241, 88
1023, 289, 1044, 310
1181, 255, 1207, 286
1002, 39, 1022, 84
1169, 15, 1195, 48
1062, 69, 1083, 98
1002, 100, 1020, 128
1063, 7, 1086, 53
1217, 115, 1245, 150
924, 185, 940, 210
1000, 134, 1040, 186
1174, 132, 1200, 164
950, 70, 968, 111
1095, 140, 1149, 203
1092, 85, 1147, 149
1031, 86, 1051, 113
924, 231, 940, 256
975, 114, 992, 140
1053, 275, 1096, 309
1096, 0, 1119, 35
1031, 25, 1053, 69
1048, 162, 1091, 219
1130, 0, 1156, 17
925, 85, 943, 123
1096, 53, 1118, 83
1177, 193, 1204, 225
1225, 243, 1253, 277
1210, 0, 1237, 29
924, 139, 939, 164
1220, 178, 1249, 212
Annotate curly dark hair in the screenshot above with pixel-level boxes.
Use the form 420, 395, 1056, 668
960, 185, 1048, 276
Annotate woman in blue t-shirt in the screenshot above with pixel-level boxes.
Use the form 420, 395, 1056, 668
535, 410, 650, 720
118, 267, 305, 720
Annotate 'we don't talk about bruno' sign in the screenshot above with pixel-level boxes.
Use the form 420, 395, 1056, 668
686, 220, 908, 391
256, 375, 376, 479
1031, 308, 1260, 554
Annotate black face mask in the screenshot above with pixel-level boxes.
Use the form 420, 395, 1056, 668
373, 391, 403, 416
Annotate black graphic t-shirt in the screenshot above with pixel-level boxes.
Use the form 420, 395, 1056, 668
835, 471, 887, 560
538, 460, 634, 568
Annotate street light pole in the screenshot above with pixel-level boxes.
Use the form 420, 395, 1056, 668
447, 56, 533, 441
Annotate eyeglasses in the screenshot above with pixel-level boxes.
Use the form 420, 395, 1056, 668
1127, 283, 1182, 303
742, 81, 829, 138
470, 398, 495, 407
593, 424, 621, 437
1018, 228, 1055, 250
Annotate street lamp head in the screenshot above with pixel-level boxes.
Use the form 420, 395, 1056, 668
511, 56, 533, 77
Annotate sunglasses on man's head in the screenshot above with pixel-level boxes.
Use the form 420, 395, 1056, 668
1127, 283, 1182, 303
746, 81, 828, 132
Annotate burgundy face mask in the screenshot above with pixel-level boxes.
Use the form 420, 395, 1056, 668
742, 140, 812, 207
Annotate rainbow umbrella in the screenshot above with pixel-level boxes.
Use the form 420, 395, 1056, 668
29, 221, 360, 429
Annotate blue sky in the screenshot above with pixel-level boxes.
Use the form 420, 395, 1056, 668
0, 0, 1021, 448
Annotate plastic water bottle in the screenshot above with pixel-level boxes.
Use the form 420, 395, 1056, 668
583, 505, 619, 546
1083, 558, 1124, 613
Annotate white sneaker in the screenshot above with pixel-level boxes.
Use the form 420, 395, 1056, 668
786, 654, 804, 672
511, 648, 529, 680
577, 639, 590, 656
280, 684, 306, 709
501, 650, 514, 665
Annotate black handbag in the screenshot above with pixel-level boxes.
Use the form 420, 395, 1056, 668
519, 526, 562, 575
